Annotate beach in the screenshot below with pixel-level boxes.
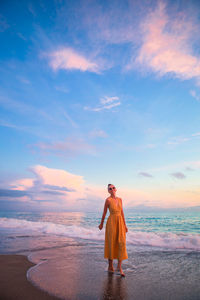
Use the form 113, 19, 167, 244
1, 245, 200, 300
0, 211, 200, 299
0, 254, 58, 300
26, 243, 200, 300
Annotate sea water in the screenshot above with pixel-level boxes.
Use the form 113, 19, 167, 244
0, 210, 200, 299
0, 210, 199, 253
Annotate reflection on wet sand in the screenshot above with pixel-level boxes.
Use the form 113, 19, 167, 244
101, 273, 127, 300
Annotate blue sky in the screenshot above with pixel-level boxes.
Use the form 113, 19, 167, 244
0, 0, 200, 211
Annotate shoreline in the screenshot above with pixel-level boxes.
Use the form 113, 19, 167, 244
0, 254, 59, 300
1, 243, 200, 300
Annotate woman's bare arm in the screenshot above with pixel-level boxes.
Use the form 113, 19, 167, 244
98, 198, 109, 230
120, 198, 128, 232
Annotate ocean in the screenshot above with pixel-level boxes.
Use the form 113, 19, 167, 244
0, 210, 200, 299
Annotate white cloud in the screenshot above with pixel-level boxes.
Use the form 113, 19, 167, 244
167, 131, 200, 146
100, 96, 119, 105
190, 90, 200, 102
46, 47, 100, 73
84, 96, 121, 112
192, 132, 200, 137
167, 136, 190, 145
31, 165, 84, 190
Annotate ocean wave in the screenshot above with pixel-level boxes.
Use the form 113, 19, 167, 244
126, 231, 200, 251
0, 217, 200, 251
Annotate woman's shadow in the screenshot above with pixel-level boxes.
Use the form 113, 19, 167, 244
101, 273, 127, 300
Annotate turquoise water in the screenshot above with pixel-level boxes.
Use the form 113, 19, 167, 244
0, 210, 199, 233
0, 210, 199, 252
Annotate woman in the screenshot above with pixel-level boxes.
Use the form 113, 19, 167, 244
98, 184, 128, 277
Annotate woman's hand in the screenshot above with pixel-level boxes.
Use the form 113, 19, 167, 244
125, 226, 128, 233
98, 223, 103, 230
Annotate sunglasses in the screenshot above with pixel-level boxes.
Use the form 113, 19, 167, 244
109, 187, 116, 190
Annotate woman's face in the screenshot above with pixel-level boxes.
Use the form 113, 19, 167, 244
108, 184, 116, 195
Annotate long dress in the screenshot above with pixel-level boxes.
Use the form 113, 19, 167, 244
104, 196, 128, 260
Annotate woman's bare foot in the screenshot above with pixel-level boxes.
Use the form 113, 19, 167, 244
116, 267, 125, 277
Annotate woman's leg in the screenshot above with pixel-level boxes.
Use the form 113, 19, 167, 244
117, 260, 125, 276
108, 259, 114, 272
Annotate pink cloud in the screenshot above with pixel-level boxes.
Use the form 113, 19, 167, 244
31, 165, 84, 190
31, 137, 97, 157
133, 2, 200, 82
12, 178, 34, 191
4, 164, 155, 210
2, 164, 200, 210
192, 132, 200, 137
47, 47, 100, 73
8, 165, 105, 210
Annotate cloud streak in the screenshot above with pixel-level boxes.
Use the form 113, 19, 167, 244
84, 96, 121, 112
133, 2, 200, 83
190, 90, 200, 102
89, 129, 108, 138
32, 137, 97, 157
138, 172, 153, 178
46, 47, 100, 73
170, 172, 186, 179
167, 137, 190, 145
0, 189, 29, 197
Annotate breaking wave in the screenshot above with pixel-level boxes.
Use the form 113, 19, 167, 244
0, 217, 200, 251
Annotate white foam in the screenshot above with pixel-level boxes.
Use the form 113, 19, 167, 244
126, 231, 200, 251
0, 217, 105, 241
0, 217, 200, 251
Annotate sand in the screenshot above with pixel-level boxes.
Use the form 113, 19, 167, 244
1, 247, 200, 300
27, 244, 200, 300
0, 255, 59, 300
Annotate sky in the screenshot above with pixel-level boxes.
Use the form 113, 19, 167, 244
0, 0, 200, 212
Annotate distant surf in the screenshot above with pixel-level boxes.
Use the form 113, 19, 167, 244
0, 216, 200, 251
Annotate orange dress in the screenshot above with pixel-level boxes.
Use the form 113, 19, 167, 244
104, 197, 128, 260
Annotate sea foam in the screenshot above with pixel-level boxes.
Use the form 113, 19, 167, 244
0, 217, 200, 251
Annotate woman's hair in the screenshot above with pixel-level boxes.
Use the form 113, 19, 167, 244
108, 183, 112, 188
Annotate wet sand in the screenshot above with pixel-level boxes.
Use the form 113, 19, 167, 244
1, 246, 200, 300
0, 255, 59, 300
28, 244, 200, 300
